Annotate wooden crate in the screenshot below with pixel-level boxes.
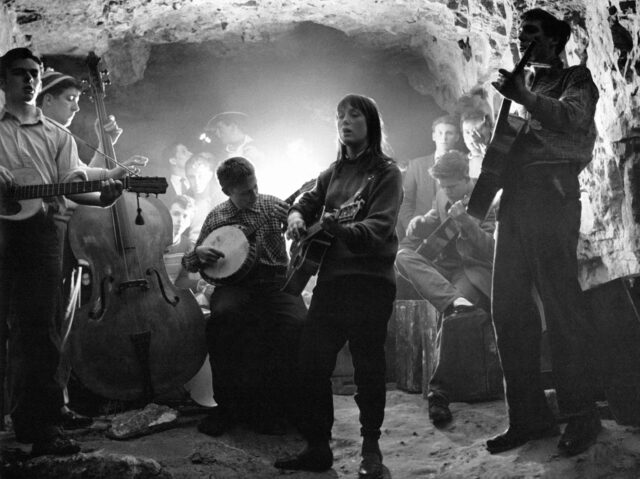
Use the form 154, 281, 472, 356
393, 300, 437, 393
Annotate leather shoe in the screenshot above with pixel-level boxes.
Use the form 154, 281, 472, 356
558, 411, 601, 456
358, 452, 383, 479
60, 406, 93, 430
274, 443, 333, 472
428, 402, 452, 427
31, 429, 81, 457
197, 407, 234, 437
253, 417, 288, 436
486, 423, 560, 454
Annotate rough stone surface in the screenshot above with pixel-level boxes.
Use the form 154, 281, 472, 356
1, 450, 172, 479
108, 403, 179, 440
0, 0, 639, 284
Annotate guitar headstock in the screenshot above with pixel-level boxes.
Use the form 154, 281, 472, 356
123, 176, 168, 196
284, 178, 317, 205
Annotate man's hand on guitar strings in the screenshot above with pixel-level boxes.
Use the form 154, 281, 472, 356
99, 178, 123, 205
320, 211, 346, 237
195, 245, 226, 265
492, 68, 527, 104
286, 211, 307, 241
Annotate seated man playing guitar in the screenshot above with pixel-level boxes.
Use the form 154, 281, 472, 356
395, 150, 496, 426
181, 156, 306, 437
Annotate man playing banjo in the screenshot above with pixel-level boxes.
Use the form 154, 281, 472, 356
182, 156, 306, 436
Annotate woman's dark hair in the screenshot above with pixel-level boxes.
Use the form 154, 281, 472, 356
216, 156, 255, 191
335, 94, 393, 171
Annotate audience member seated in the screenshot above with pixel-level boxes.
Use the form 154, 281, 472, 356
395, 151, 496, 426
162, 141, 193, 206
460, 109, 493, 179
397, 115, 460, 241
163, 194, 214, 308
184, 151, 225, 242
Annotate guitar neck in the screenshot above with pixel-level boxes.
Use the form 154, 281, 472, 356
10, 179, 124, 201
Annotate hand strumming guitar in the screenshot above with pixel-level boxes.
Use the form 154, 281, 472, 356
195, 244, 226, 266
286, 211, 307, 241
407, 209, 438, 238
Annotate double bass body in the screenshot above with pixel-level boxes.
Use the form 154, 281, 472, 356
68, 195, 206, 401
67, 52, 206, 402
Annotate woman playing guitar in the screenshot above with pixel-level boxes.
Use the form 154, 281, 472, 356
275, 94, 403, 479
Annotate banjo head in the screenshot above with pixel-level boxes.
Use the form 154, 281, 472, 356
200, 225, 250, 280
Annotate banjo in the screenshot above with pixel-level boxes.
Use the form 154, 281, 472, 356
199, 179, 316, 286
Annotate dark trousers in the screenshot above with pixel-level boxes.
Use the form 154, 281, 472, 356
492, 166, 596, 428
0, 212, 65, 439
207, 271, 306, 423
297, 276, 395, 443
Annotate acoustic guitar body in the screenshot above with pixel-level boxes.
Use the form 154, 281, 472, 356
0, 168, 45, 220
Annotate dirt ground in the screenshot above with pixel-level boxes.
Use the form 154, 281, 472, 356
3, 389, 640, 478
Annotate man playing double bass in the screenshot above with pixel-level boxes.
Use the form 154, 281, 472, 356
483, 8, 601, 456
182, 156, 306, 436
0, 47, 122, 456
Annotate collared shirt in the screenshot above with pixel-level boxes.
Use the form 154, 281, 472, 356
513, 61, 599, 169
182, 193, 288, 273
0, 107, 89, 213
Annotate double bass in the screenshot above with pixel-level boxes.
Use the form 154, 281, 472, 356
67, 52, 206, 402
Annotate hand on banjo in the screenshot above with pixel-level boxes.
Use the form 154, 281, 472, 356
196, 244, 226, 266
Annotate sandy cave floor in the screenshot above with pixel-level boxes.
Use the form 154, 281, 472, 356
3, 389, 640, 478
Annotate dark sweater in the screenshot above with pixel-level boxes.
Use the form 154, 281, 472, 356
291, 152, 403, 284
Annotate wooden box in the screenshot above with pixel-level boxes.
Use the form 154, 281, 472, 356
393, 300, 438, 393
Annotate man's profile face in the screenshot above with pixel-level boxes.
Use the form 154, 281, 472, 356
438, 176, 469, 203
169, 203, 193, 240
518, 19, 559, 63
227, 174, 258, 210
432, 123, 460, 152
186, 163, 214, 194
43, 87, 81, 127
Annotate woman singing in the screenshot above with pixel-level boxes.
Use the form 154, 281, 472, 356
275, 94, 403, 479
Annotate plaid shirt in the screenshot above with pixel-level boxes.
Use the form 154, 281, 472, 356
514, 61, 599, 169
182, 193, 288, 273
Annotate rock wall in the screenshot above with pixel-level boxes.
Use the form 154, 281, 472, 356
2, 0, 640, 287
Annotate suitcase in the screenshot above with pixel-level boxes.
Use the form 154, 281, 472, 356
426, 308, 504, 402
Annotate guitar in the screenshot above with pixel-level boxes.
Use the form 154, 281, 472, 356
281, 199, 364, 296
199, 178, 316, 286
0, 167, 168, 220
466, 41, 536, 220
416, 196, 469, 261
